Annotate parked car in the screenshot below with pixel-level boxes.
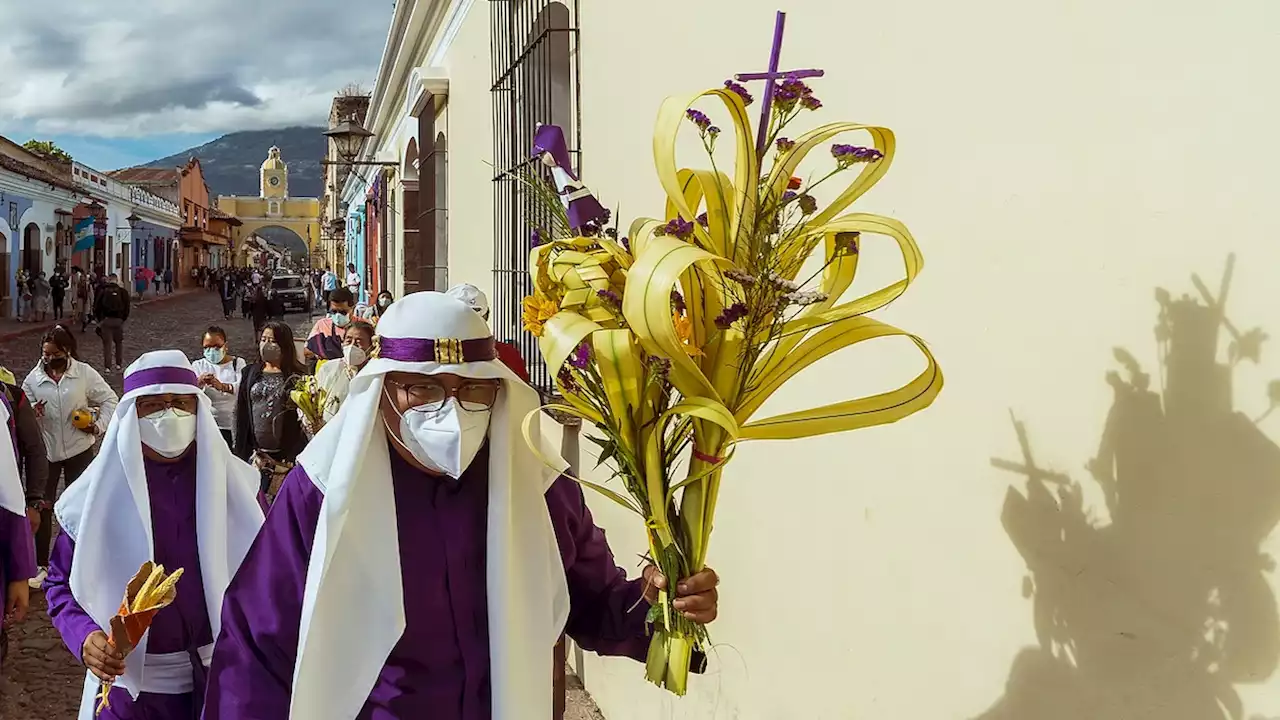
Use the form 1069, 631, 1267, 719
270, 274, 310, 313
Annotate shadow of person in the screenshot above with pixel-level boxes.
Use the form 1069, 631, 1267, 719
976, 255, 1280, 720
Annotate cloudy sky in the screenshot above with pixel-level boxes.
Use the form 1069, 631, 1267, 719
0, 0, 391, 169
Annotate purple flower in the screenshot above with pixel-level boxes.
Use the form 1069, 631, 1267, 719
557, 366, 579, 392
772, 74, 818, 114
831, 144, 884, 168
686, 109, 712, 132
782, 190, 798, 203
656, 216, 695, 240
621, 236, 631, 252
776, 137, 796, 152
707, 126, 721, 138
647, 355, 671, 380
670, 290, 686, 313
570, 341, 591, 369
714, 302, 749, 329
724, 268, 756, 287
597, 288, 621, 309
530, 228, 545, 246
798, 194, 818, 215
599, 207, 612, 224
724, 80, 754, 106
835, 231, 861, 255
696, 212, 709, 228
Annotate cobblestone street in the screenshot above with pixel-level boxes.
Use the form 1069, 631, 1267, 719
0, 290, 314, 718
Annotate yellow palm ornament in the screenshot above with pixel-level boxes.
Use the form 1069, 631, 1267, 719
521, 12, 942, 696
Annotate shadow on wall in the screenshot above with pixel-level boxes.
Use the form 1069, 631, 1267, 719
976, 254, 1280, 720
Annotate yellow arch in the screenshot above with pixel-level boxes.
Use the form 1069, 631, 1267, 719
217, 195, 325, 268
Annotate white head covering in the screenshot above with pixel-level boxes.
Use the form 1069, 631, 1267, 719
0, 394, 25, 516
292, 291, 569, 720
445, 282, 490, 319
54, 351, 264, 717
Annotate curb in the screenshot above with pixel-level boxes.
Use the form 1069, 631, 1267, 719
0, 289, 205, 344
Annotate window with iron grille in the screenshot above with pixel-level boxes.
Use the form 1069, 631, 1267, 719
491, 0, 580, 395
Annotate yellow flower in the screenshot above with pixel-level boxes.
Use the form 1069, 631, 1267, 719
672, 312, 703, 357
522, 295, 559, 337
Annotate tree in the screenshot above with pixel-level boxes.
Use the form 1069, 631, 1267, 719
23, 139, 72, 163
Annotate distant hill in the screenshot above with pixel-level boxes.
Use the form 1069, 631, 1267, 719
141, 127, 325, 199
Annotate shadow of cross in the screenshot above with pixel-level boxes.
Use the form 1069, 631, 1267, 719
1190, 252, 1239, 348
990, 410, 1071, 486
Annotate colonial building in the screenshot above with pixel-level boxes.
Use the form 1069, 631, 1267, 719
321, 92, 371, 299
70, 161, 183, 283
218, 147, 321, 270
353, 1, 1280, 718
0, 137, 83, 317
111, 158, 235, 280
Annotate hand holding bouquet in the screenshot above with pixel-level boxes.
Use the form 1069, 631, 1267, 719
93, 562, 184, 715
291, 373, 331, 438
519, 32, 942, 696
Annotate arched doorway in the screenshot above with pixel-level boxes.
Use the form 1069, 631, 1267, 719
240, 226, 309, 270
23, 223, 41, 274
429, 131, 448, 290
398, 137, 421, 298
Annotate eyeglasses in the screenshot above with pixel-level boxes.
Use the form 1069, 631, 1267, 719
135, 394, 199, 418
384, 377, 500, 412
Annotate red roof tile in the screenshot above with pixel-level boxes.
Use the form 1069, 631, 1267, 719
0, 154, 80, 193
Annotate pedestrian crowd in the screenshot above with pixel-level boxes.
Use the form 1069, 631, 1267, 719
0, 281, 721, 719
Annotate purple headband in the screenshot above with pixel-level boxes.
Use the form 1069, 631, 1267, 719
377, 336, 498, 364
124, 366, 199, 394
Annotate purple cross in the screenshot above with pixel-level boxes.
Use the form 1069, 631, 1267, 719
734, 11, 825, 156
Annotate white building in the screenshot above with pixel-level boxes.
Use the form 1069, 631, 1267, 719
71, 161, 182, 282
355, 1, 1280, 718
0, 138, 84, 317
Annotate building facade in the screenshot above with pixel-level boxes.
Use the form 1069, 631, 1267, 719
0, 139, 83, 318
356, 1, 1280, 718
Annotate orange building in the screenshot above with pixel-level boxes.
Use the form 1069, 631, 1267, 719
111, 158, 239, 280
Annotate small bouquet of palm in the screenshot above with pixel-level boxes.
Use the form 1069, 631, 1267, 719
291, 373, 332, 438
520, 35, 942, 696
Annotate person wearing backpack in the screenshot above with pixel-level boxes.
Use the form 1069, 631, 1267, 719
93, 274, 131, 374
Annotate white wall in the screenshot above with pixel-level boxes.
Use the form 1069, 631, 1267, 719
437, 0, 1280, 717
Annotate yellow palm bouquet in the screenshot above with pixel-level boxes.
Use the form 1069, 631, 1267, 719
522, 21, 942, 695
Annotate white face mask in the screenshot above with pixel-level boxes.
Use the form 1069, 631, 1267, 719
342, 344, 368, 368
391, 396, 490, 479
138, 407, 197, 458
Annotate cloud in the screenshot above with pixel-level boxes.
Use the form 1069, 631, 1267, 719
0, 0, 390, 138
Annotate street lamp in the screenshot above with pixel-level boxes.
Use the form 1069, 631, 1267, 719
322, 116, 398, 168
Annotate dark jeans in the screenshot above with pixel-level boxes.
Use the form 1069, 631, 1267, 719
36, 448, 95, 566
52, 294, 64, 318
221, 298, 235, 318
100, 317, 124, 368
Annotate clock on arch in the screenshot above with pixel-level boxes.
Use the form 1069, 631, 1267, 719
269, 176, 281, 187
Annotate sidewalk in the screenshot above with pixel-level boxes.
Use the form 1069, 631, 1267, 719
0, 287, 204, 343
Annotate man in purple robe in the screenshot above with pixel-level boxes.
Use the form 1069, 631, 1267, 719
203, 291, 719, 720
47, 351, 265, 719
1, 390, 39, 667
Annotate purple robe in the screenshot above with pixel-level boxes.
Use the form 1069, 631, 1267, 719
45, 451, 213, 720
203, 445, 651, 720
1, 505, 37, 658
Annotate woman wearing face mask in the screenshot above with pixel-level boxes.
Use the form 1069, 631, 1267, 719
234, 321, 307, 500
21, 326, 118, 590
191, 326, 247, 451
312, 320, 375, 429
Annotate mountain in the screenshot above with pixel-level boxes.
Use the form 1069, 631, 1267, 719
141, 126, 326, 199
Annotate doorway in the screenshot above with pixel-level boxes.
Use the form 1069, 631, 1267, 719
23, 223, 41, 274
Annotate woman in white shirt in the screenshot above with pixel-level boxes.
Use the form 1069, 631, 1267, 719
191, 325, 246, 450
21, 325, 118, 588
